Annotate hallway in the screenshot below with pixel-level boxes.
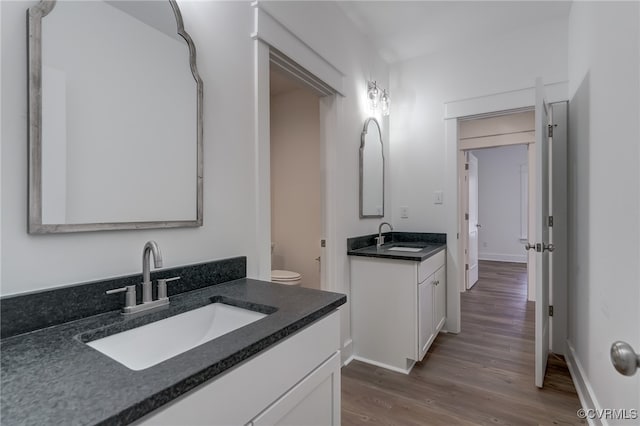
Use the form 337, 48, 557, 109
342, 260, 584, 425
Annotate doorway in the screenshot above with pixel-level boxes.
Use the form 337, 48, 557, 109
465, 145, 530, 292
460, 111, 534, 298
269, 65, 322, 289
454, 97, 568, 389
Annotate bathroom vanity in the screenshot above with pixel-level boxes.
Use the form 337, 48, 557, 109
348, 232, 446, 374
0, 257, 346, 425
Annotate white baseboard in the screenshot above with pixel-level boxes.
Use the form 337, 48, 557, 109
565, 341, 604, 426
352, 355, 414, 375
478, 252, 527, 263
341, 338, 353, 366
342, 355, 354, 367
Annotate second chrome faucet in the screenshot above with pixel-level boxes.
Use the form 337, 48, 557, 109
376, 222, 393, 248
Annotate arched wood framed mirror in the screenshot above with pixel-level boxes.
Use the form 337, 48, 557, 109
27, 0, 203, 233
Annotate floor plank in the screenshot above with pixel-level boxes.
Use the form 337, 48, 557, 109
342, 260, 584, 425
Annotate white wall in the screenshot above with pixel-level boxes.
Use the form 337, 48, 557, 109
389, 18, 568, 234
566, 1, 640, 416
270, 87, 321, 290
389, 16, 567, 333
1, 1, 258, 295
472, 145, 528, 263
1, 1, 388, 362
257, 1, 390, 360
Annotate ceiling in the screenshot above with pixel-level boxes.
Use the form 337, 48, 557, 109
336, 1, 572, 63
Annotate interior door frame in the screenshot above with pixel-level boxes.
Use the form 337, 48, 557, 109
444, 81, 567, 335
466, 151, 479, 289
458, 116, 535, 297
256, 43, 338, 292
253, 8, 344, 294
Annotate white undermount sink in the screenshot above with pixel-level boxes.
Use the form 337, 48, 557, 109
87, 303, 267, 370
387, 246, 423, 252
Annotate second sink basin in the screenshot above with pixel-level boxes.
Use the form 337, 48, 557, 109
87, 303, 267, 370
387, 246, 423, 252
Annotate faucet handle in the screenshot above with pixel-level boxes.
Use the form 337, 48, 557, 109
106, 285, 137, 308
375, 235, 386, 247
157, 276, 180, 300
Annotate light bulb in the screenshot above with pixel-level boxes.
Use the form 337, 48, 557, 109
367, 81, 379, 109
380, 89, 390, 116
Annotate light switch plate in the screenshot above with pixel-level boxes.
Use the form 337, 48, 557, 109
400, 206, 409, 218
434, 191, 444, 204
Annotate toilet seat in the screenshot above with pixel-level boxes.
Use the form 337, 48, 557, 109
271, 270, 301, 281
271, 270, 302, 285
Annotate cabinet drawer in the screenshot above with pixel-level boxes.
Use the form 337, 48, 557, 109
418, 250, 445, 283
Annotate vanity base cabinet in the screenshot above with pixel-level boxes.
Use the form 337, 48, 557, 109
351, 257, 418, 373
351, 251, 446, 373
134, 311, 341, 426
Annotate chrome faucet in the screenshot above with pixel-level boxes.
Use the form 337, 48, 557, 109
376, 222, 393, 248
106, 241, 180, 315
142, 241, 163, 304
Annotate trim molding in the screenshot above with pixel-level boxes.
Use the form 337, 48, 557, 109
252, 3, 344, 95
444, 81, 568, 120
352, 356, 414, 375
342, 355, 354, 367
565, 341, 602, 426
341, 338, 353, 365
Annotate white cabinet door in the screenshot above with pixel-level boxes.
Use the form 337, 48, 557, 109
433, 266, 447, 333
252, 353, 341, 426
133, 312, 340, 426
418, 278, 435, 361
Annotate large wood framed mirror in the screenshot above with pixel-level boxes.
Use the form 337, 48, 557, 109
27, 0, 203, 233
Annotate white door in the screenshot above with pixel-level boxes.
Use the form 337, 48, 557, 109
467, 153, 479, 289
534, 78, 552, 388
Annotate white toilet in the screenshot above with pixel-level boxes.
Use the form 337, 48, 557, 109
271, 269, 302, 286
271, 242, 302, 286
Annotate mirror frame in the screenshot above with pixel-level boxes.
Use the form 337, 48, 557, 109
27, 0, 203, 233
359, 117, 385, 218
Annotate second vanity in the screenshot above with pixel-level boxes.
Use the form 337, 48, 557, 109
348, 232, 447, 374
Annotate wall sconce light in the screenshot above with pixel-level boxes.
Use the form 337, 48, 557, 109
367, 80, 390, 116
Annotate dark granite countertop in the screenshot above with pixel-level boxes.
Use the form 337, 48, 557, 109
0, 278, 346, 426
347, 232, 446, 262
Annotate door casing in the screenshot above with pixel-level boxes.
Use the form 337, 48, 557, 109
445, 84, 569, 365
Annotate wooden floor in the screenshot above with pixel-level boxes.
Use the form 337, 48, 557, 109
342, 260, 584, 425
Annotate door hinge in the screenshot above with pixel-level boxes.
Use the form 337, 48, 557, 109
465, 163, 469, 170
320, 239, 326, 247
465, 264, 469, 271
548, 305, 554, 317
548, 124, 554, 138
457, 233, 459, 239
548, 216, 554, 227
465, 213, 469, 220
